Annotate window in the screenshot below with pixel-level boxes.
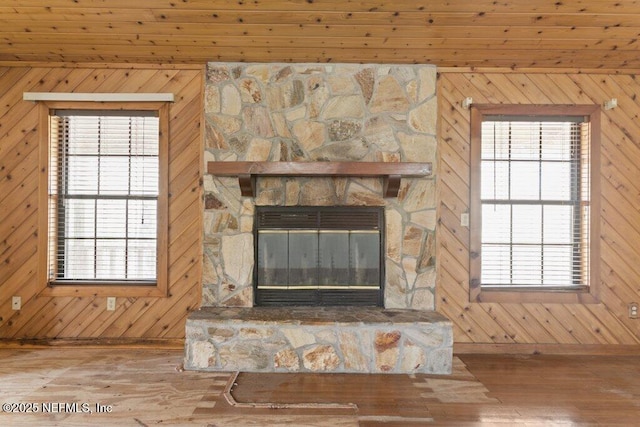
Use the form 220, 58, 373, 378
469, 105, 600, 303
39, 102, 168, 296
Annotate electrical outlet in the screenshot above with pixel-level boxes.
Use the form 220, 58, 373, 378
461, 212, 470, 227
629, 302, 638, 319
11, 296, 21, 310
106, 297, 116, 311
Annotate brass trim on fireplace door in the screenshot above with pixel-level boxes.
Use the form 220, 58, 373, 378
318, 230, 379, 234
259, 230, 379, 234
258, 285, 380, 290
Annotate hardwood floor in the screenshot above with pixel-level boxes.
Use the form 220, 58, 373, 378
0, 348, 638, 426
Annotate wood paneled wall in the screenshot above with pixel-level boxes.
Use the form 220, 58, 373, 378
437, 71, 640, 347
3, 64, 640, 348
0, 66, 203, 340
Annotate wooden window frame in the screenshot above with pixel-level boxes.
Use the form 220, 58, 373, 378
469, 104, 601, 304
37, 101, 169, 298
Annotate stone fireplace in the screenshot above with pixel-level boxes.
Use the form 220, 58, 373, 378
185, 63, 452, 374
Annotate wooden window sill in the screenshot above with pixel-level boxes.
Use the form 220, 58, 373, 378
40, 283, 167, 298
473, 287, 599, 304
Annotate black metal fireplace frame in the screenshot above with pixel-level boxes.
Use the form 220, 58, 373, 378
254, 206, 385, 307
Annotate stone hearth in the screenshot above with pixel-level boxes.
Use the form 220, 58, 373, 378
186, 62, 452, 375
185, 307, 452, 374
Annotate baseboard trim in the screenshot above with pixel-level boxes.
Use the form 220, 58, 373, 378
0, 338, 184, 350
454, 343, 640, 356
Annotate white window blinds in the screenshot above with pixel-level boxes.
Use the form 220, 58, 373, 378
480, 117, 591, 289
47, 110, 160, 284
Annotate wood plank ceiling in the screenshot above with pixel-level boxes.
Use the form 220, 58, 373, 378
2, 0, 640, 70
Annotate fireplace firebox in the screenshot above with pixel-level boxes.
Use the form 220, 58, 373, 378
254, 206, 384, 307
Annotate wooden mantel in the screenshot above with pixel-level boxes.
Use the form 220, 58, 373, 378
206, 161, 432, 198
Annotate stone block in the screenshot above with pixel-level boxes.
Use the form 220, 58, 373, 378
188, 340, 217, 369
274, 349, 300, 371
401, 339, 427, 372
221, 84, 242, 115
238, 78, 262, 103
292, 120, 326, 151
338, 331, 369, 372
221, 233, 253, 285
409, 97, 437, 135
374, 330, 401, 372
219, 342, 270, 371
242, 105, 275, 137
282, 328, 316, 348
303, 345, 341, 371
370, 76, 410, 113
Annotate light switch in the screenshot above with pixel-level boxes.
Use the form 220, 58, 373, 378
461, 213, 470, 227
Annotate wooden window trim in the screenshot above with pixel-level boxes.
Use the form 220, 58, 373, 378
37, 101, 169, 298
469, 104, 601, 304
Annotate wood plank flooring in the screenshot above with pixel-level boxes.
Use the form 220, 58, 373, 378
0, 348, 638, 426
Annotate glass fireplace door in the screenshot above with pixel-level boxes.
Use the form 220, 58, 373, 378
255, 207, 384, 306
350, 231, 380, 287
319, 231, 350, 287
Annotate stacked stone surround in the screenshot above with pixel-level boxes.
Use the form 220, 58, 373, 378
187, 62, 452, 374
202, 62, 437, 309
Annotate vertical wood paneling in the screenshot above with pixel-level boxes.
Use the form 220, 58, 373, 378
437, 71, 640, 347
0, 66, 203, 339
